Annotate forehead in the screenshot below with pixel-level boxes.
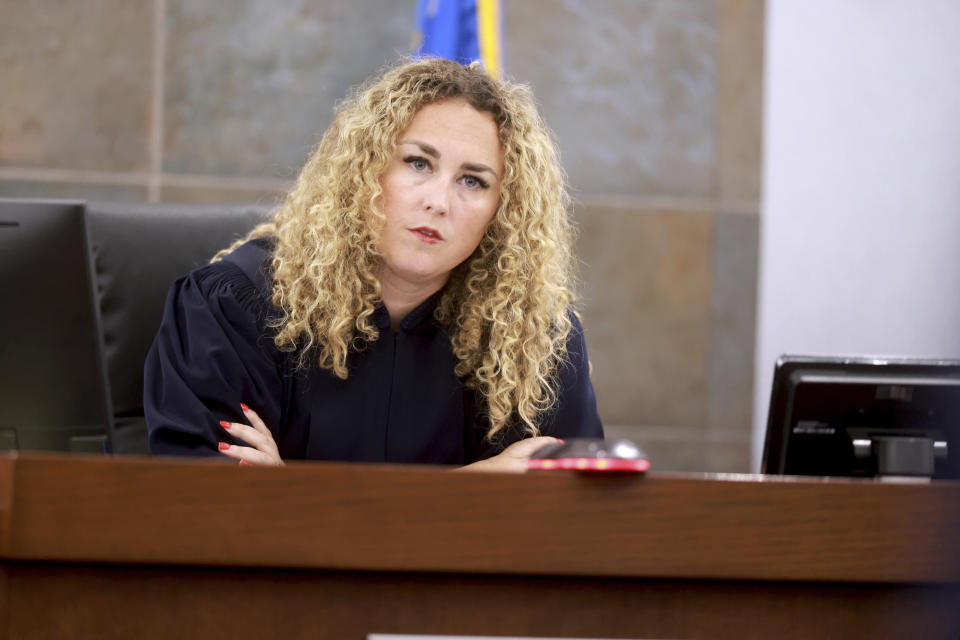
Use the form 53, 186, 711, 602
400, 99, 503, 166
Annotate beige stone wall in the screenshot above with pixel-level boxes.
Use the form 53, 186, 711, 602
0, 0, 764, 471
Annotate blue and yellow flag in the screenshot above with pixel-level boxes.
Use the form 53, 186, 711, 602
414, 0, 503, 80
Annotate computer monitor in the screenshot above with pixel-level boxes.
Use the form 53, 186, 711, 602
0, 199, 113, 451
762, 355, 960, 479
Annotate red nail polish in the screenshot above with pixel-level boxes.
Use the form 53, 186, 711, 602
557, 438, 566, 444
218, 441, 230, 451
219, 420, 232, 429
240, 403, 250, 412
239, 459, 249, 466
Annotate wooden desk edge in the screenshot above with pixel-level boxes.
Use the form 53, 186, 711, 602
1, 453, 958, 585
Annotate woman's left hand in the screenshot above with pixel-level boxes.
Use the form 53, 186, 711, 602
217, 403, 284, 466
457, 436, 561, 473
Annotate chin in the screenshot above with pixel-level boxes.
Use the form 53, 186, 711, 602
388, 258, 448, 283
408, 266, 449, 284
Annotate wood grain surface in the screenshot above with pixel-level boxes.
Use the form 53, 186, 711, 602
1, 562, 958, 640
0, 452, 958, 584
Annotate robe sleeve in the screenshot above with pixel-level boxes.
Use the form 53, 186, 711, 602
143, 262, 286, 457
540, 311, 605, 440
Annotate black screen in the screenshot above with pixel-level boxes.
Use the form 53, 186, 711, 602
0, 199, 112, 450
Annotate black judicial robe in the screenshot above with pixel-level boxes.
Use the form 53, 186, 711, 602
144, 239, 604, 464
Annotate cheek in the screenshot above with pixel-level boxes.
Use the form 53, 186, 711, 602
378, 168, 407, 213
478, 198, 499, 233
464, 202, 498, 248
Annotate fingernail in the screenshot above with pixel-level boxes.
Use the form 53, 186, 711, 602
239, 459, 249, 466
218, 441, 230, 451
240, 403, 250, 412
557, 438, 565, 443
219, 420, 232, 430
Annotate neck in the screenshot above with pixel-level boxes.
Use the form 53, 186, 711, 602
378, 272, 446, 331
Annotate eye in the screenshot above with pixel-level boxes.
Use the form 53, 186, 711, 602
404, 156, 431, 172
461, 174, 490, 190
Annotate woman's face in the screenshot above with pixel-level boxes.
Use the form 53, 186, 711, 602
377, 98, 503, 293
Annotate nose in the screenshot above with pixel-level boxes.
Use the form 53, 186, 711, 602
422, 180, 450, 216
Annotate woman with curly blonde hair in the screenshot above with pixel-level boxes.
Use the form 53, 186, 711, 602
145, 58, 603, 471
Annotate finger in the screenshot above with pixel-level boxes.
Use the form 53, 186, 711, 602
506, 436, 561, 458
219, 420, 273, 453
241, 403, 271, 436
217, 441, 279, 466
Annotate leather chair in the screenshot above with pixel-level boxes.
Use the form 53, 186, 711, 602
86, 202, 272, 453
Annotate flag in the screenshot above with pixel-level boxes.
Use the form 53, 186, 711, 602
414, 0, 503, 80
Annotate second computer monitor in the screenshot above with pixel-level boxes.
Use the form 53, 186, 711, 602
0, 199, 112, 451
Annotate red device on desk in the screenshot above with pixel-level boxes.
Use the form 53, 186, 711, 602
526, 438, 651, 472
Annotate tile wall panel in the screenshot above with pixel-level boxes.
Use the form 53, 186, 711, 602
708, 211, 759, 432
716, 0, 765, 205
163, 0, 416, 177
0, 181, 148, 202
159, 184, 286, 205
505, 0, 718, 198
605, 423, 750, 472
576, 205, 713, 428
0, 0, 153, 171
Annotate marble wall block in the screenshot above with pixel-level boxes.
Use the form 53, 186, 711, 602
0, 0, 153, 172
607, 425, 710, 472
606, 423, 750, 472
159, 184, 287, 204
0, 181, 148, 202
708, 211, 759, 433
163, 0, 416, 178
505, 0, 718, 198
716, 0, 765, 205
575, 205, 713, 428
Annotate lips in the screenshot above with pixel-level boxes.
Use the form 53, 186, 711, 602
410, 226, 444, 243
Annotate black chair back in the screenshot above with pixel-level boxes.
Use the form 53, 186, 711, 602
86, 202, 272, 453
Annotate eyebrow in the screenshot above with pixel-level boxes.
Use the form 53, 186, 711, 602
399, 139, 499, 179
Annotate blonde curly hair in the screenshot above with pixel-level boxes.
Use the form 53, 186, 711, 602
220, 57, 578, 440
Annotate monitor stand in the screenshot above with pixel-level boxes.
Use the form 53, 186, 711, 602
852, 434, 948, 479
